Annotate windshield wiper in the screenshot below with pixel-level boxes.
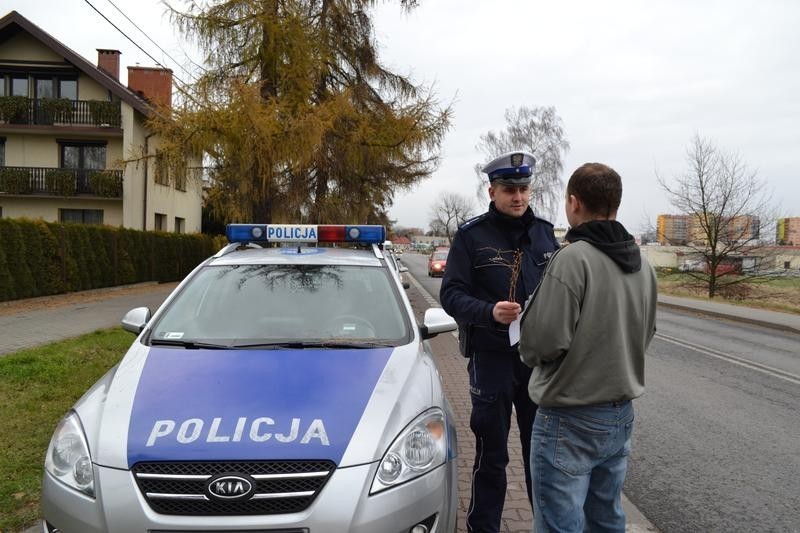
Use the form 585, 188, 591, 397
149, 339, 231, 349
232, 341, 395, 350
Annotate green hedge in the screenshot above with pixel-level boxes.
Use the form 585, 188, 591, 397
44, 169, 77, 196
0, 219, 224, 303
0, 168, 32, 195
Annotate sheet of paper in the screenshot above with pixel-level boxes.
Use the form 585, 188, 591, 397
509, 317, 520, 346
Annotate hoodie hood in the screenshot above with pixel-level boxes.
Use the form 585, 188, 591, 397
565, 220, 641, 273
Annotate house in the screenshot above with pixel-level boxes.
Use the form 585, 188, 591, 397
0, 10, 201, 232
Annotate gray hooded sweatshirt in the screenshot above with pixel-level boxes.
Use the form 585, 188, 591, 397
519, 220, 657, 407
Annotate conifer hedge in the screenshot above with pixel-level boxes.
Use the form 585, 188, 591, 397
0, 219, 224, 303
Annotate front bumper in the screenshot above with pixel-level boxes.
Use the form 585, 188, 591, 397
42, 459, 457, 533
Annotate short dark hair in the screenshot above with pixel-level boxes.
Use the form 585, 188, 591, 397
566, 163, 622, 217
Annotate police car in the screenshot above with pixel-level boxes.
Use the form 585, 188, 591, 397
41, 224, 459, 533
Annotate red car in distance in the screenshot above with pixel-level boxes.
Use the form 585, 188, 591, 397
428, 249, 449, 277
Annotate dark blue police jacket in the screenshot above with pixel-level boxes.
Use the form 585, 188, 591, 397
440, 203, 560, 356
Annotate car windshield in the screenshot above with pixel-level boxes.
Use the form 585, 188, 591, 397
432, 251, 448, 261
150, 264, 410, 346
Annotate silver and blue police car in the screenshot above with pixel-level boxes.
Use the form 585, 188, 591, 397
41, 224, 459, 533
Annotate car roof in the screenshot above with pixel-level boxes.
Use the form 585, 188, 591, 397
208, 245, 384, 267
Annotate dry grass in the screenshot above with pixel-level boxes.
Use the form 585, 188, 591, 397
657, 272, 800, 315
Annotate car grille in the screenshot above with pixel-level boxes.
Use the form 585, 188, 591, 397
132, 460, 335, 516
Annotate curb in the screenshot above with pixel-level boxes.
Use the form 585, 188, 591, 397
656, 300, 800, 335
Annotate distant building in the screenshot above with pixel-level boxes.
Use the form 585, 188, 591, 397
777, 217, 800, 245
658, 213, 760, 246
657, 214, 691, 245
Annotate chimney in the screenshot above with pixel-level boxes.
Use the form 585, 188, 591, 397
127, 66, 173, 108
97, 49, 121, 81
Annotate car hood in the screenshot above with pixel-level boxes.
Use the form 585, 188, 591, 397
81, 342, 435, 470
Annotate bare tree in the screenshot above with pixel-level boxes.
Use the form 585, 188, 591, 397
429, 192, 476, 245
657, 135, 780, 298
475, 106, 570, 221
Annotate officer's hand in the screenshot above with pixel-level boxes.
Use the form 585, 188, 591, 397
492, 301, 521, 324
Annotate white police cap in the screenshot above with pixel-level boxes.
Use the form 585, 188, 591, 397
482, 151, 536, 185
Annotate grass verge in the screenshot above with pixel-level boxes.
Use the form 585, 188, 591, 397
657, 271, 800, 315
0, 328, 131, 532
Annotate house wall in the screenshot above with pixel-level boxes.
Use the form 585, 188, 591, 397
77, 72, 111, 101
0, 31, 62, 62
0, 197, 122, 225
3, 135, 59, 166
640, 246, 680, 268
3, 134, 122, 168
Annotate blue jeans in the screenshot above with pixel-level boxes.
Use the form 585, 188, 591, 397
530, 402, 634, 533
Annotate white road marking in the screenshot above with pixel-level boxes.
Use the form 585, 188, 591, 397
656, 332, 800, 386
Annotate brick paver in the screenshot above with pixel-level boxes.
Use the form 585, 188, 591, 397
405, 284, 534, 533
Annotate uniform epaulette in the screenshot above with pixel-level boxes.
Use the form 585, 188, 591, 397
458, 212, 489, 232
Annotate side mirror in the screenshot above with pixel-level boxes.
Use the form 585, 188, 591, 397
399, 265, 409, 273
121, 307, 151, 334
419, 308, 457, 340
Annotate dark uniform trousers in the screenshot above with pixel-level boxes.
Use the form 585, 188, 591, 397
467, 348, 536, 533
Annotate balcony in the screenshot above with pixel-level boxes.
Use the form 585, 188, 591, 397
0, 97, 121, 128
0, 166, 123, 198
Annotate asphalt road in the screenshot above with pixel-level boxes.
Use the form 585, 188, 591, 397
398, 252, 800, 533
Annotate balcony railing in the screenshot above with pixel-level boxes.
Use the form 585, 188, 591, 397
0, 166, 123, 198
0, 97, 121, 128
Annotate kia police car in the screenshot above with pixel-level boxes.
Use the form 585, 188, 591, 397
41, 224, 459, 533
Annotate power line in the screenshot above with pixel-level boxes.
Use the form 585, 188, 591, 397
81, 0, 193, 91
102, 0, 202, 82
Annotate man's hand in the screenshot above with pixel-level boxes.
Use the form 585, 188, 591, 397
492, 301, 521, 324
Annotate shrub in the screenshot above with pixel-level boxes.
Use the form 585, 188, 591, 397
0, 95, 30, 123
37, 98, 73, 124
0, 222, 219, 302
44, 169, 77, 197
88, 170, 122, 197
0, 220, 35, 299
0, 168, 32, 195
88, 100, 119, 127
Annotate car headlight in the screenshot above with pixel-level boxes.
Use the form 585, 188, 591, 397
370, 408, 447, 494
45, 411, 95, 497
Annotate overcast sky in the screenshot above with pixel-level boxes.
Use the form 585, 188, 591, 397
7, 0, 799, 232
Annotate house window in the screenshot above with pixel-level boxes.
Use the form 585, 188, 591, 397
174, 165, 186, 191
60, 141, 107, 193
786, 262, 792, 270
36, 78, 55, 99
59, 79, 78, 100
175, 217, 185, 234
59, 209, 103, 225
155, 213, 167, 231
0, 138, 5, 166
155, 151, 169, 186
0, 206, 3, 218
11, 77, 28, 96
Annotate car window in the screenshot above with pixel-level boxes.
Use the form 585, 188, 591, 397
432, 251, 448, 261
150, 264, 410, 345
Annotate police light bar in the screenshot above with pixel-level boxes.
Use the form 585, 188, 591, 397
226, 224, 386, 244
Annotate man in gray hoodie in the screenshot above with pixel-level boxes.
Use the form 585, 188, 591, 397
519, 162, 657, 533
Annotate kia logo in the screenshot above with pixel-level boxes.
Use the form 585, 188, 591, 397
206, 474, 254, 501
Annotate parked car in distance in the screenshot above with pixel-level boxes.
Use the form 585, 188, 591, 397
428, 249, 449, 277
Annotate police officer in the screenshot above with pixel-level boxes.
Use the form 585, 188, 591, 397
440, 151, 560, 532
